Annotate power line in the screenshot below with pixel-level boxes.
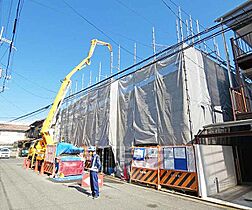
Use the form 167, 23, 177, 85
5, 0, 14, 38
13, 71, 57, 93
9, 104, 51, 122
108, 30, 152, 49
1, 0, 24, 93
0, 47, 9, 62
28, 0, 65, 14
12, 80, 54, 100
166, 0, 206, 29
161, 0, 224, 62
61, 14, 249, 102
0, 94, 26, 112
29, 0, 148, 51
62, 0, 142, 60
114, 0, 174, 39
30, 0, 145, 59
114, 0, 153, 25
9, 10, 250, 122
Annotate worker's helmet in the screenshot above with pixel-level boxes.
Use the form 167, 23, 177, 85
88, 146, 96, 152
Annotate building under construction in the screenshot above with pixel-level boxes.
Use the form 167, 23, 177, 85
53, 0, 252, 206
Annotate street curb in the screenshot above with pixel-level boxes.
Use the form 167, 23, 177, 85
104, 175, 251, 210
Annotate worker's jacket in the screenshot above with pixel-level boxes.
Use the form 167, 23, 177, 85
90, 154, 101, 172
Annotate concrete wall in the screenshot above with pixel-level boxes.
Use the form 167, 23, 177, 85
0, 131, 26, 145
195, 145, 237, 198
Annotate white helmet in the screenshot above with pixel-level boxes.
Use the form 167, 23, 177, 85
88, 146, 96, 152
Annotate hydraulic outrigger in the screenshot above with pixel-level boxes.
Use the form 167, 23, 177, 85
27, 39, 112, 166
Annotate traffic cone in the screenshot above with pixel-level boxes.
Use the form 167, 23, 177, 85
40, 162, 44, 175
34, 160, 38, 173
23, 158, 27, 168
26, 159, 30, 169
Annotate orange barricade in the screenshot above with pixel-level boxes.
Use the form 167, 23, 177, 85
43, 161, 55, 175
130, 146, 159, 188
42, 145, 56, 175
130, 145, 198, 194
159, 169, 198, 192
131, 167, 158, 186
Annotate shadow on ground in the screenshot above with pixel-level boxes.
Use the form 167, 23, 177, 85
68, 184, 91, 196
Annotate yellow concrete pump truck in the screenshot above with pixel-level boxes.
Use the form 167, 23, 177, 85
27, 39, 112, 167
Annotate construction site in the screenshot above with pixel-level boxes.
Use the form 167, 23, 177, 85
0, 0, 252, 209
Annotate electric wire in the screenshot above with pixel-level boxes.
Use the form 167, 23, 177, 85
108, 31, 152, 49
9, 104, 51, 122
9, 10, 251, 122
114, 0, 153, 25
28, 0, 65, 14
12, 80, 54, 100
0, 94, 26, 112
5, 0, 14, 38
0, 0, 5, 50
13, 71, 57, 93
29, 0, 148, 57
161, 0, 225, 62
0, 47, 8, 62
62, 0, 142, 60
0, 0, 2, 27
61, 13, 252, 102
1, 0, 24, 93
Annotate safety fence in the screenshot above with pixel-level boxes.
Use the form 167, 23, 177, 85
130, 145, 198, 194
42, 145, 57, 175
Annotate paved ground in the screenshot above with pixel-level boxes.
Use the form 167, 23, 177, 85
212, 185, 252, 208
0, 158, 237, 210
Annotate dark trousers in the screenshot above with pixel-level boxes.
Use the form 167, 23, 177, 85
90, 171, 99, 197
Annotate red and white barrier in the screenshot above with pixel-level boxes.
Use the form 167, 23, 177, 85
81, 173, 104, 187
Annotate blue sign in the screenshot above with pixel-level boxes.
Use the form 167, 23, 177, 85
174, 147, 187, 171
133, 148, 145, 161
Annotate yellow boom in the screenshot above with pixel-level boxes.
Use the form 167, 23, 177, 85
40, 39, 112, 147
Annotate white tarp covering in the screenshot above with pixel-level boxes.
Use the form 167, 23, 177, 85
56, 46, 232, 168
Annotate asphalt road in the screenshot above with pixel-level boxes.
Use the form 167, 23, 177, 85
0, 158, 235, 210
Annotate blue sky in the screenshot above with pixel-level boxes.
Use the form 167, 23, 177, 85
0, 0, 245, 124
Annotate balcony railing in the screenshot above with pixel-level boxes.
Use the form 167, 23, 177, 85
231, 31, 252, 59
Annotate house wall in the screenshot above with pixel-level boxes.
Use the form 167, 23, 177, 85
195, 145, 237, 197
0, 131, 26, 145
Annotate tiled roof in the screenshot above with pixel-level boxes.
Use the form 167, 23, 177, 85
0, 124, 30, 132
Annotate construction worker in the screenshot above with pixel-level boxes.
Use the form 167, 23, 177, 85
88, 146, 101, 199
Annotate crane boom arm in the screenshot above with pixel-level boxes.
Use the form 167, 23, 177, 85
40, 39, 112, 145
